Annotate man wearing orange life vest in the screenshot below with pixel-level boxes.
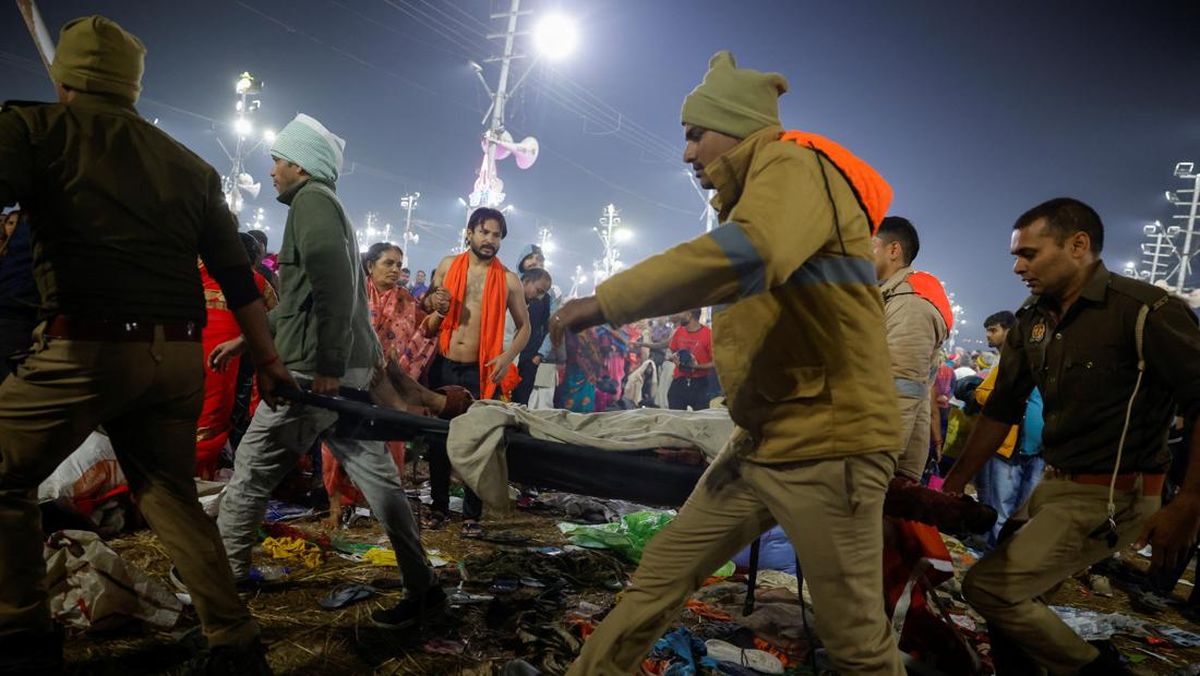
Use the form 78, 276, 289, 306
873, 216, 952, 482
552, 51, 905, 675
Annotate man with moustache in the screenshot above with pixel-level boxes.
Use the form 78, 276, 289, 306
422, 207, 530, 535
943, 198, 1200, 674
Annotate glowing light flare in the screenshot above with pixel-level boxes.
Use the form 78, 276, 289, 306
234, 117, 252, 137
614, 228, 633, 243
533, 14, 578, 60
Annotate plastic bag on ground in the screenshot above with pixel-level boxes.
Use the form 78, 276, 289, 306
44, 529, 182, 632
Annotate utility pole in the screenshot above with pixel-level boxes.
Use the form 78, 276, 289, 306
399, 192, 420, 260
469, 0, 538, 209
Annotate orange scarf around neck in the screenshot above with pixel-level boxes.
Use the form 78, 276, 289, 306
438, 252, 518, 399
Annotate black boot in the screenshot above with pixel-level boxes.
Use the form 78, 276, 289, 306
184, 637, 273, 676
1079, 641, 1130, 676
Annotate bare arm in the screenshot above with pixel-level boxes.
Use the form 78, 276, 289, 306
423, 256, 454, 312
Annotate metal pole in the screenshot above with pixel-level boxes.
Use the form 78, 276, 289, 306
1176, 172, 1200, 294
15, 0, 55, 75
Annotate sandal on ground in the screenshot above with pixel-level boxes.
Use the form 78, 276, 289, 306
422, 510, 449, 530
318, 583, 377, 610
460, 521, 485, 539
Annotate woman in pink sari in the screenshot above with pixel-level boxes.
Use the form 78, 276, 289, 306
323, 242, 437, 525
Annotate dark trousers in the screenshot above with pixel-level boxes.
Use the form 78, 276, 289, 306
511, 357, 538, 406
668, 376, 710, 411
427, 355, 483, 520
0, 317, 36, 382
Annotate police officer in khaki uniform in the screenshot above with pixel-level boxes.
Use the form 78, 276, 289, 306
944, 198, 1200, 675
873, 216, 950, 481
553, 51, 905, 676
0, 16, 291, 674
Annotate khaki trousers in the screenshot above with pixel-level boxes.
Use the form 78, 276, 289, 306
962, 475, 1159, 674
895, 393, 931, 482
0, 328, 257, 647
568, 450, 904, 676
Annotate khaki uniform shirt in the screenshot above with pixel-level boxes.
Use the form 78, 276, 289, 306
597, 126, 899, 462
880, 266, 948, 398
0, 94, 248, 322
984, 261, 1200, 473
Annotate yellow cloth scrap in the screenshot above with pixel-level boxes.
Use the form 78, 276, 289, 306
363, 547, 397, 567
261, 536, 323, 569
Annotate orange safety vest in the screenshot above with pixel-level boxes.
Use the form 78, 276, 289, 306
906, 270, 954, 332
780, 130, 893, 233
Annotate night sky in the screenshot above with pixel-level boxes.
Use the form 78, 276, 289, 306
4, 1, 1199, 345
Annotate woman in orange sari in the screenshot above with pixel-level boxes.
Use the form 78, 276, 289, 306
323, 242, 437, 525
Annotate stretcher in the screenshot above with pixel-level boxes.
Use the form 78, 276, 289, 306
280, 386, 705, 508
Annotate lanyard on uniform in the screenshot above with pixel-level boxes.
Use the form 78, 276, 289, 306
1090, 302, 1155, 546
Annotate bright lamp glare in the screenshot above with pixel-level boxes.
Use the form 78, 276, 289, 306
534, 14, 578, 60
234, 117, 253, 137
615, 228, 633, 243
263, 129, 276, 144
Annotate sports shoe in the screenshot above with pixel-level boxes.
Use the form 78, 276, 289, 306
184, 637, 273, 675
371, 586, 447, 630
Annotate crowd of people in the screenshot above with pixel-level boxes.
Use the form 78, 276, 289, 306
2, 13, 1200, 676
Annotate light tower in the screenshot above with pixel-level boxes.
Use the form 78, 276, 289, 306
568, 265, 588, 299
218, 71, 276, 216
399, 192, 420, 260
537, 226, 555, 269
593, 203, 631, 286
1126, 162, 1200, 293
1168, 162, 1200, 293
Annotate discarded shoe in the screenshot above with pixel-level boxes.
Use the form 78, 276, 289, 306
703, 639, 783, 675
461, 521, 485, 539
371, 586, 447, 630
318, 583, 377, 610
1087, 574, 1114, 598
1129, 588, 1170, 615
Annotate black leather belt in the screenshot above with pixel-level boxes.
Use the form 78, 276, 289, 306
45, 316, 201, 342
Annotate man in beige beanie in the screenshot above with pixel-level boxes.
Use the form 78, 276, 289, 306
0, 15, 287, 674
552, 51, 905, 675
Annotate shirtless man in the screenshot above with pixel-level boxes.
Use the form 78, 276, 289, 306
420, 207, 529, 535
